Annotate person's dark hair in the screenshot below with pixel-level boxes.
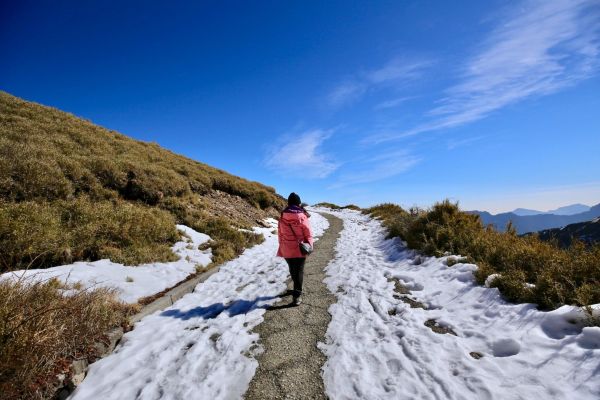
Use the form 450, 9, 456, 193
287, 192, 301, 206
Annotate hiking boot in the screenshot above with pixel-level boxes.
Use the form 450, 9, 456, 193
292, 296, 302, 306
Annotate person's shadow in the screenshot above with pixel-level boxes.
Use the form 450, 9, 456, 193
266, 290, 297, 310
160, 291, 296, 320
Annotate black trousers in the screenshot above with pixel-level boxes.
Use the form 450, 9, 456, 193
285, 257, 306, 298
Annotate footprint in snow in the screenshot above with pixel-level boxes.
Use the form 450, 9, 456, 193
491, 338, 520, 357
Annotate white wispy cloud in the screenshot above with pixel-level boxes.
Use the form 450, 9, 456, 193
326, 58, 432, 108
446, 135, 485, 150
374, 96, 413, 110
370, 0, 600, 143
264, 129, 339, 179
327, 81, 367, 108
331, 150, 420, 187
366, 58, 431, 85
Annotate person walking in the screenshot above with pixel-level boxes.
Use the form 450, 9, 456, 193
277, 192, 314, 306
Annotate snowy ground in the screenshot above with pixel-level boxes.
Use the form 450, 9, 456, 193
70, 212, 329, 400
1, 225, 213, 303
320, 208, 600, 400
19, 207, 598, 399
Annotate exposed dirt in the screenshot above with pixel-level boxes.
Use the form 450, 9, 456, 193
388, 277, 428, 309
425, 319, 457, 336
203, 190, 281, 226
388, 277, 411, 294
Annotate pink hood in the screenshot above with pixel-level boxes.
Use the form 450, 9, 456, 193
277, 208, 314, 259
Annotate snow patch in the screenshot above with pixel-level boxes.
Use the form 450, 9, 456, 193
578, 327, 600, 349
484, 273, 501, 288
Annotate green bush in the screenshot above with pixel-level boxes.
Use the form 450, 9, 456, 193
368, 200, 600, 310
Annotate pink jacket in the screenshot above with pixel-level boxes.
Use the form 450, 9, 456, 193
277, 206, 314, 258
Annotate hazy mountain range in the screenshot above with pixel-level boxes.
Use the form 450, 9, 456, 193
469, 203, 600, 234
512, 203, 590, 216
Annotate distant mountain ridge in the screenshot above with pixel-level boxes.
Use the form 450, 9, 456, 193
531, 217, 600, 248
512, 208, 546, 216
469, 203, 600, 234
512, 203, 590, 216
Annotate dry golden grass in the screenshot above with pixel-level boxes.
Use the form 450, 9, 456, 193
313, 202, 361, 211
367, 200, 600, 311
0, 277, 133, 400
0, 197, 179, 270
0, 91, 285, 271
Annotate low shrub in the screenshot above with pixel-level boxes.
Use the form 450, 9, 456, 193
0, 278, 132, 400
314, 202, 341, 209
368, 200, 600, 310
365, 203, 420, 241
188, 217, 265, 265
315, 202, 362, 211
0, 198, 179, 271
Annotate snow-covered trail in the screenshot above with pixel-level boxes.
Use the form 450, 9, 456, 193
70, 214, 329, 400
69, 208, 599, 400
321, 209, 600, 400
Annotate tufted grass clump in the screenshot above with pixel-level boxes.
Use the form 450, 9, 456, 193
0, 277, 133, 400
367, 200, 600, 311
189, 217, 265, 265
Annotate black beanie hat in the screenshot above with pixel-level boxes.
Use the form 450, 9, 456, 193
288, 192, 301, 206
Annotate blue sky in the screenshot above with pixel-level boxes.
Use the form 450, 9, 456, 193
2, 0, 599, 213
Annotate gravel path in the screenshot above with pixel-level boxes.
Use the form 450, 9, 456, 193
244, 212, 342, 400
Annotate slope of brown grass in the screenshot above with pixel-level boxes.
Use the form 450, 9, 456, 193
0, 91, 285, 271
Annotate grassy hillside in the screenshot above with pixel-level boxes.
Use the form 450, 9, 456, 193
0, 91, 286, 271
367, 201, 600, 312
